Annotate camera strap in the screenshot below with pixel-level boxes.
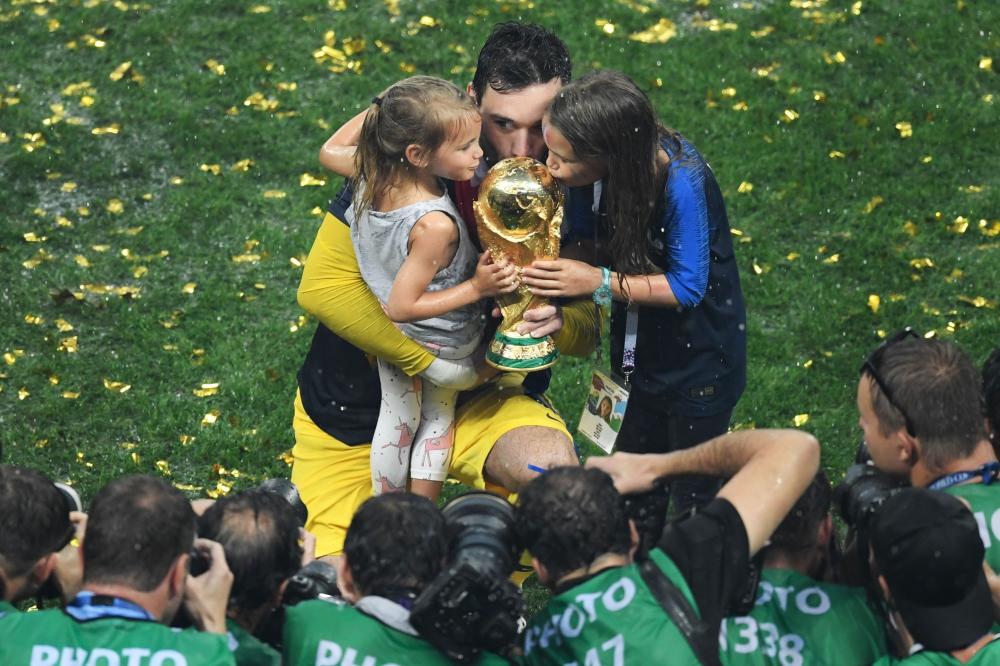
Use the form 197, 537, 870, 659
928, 461, 1000, 491
638, 559, 722, 666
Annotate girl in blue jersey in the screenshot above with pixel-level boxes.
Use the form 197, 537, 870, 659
522, 70, 747, 515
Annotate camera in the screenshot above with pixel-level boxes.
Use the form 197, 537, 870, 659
34, 482, 84, 602
411, 492, 525, 663
834, 463, 906, 531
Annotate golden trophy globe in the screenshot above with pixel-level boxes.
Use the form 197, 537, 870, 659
474, 157, 563, 371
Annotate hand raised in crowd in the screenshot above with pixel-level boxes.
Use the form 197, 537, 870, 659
585, 451, 661, 495
183, 538, 233, 635
52, 510, 87, 604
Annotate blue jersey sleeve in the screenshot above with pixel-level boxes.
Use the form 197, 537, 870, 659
662, 163, 710, 308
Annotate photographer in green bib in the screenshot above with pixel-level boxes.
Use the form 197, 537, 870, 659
856, 333, 1000, 573
720, 471, 887, 665
0, 465, 85, 619
0, 475, 236, 665
283, 492, 507, 665
515, 428, 820, 665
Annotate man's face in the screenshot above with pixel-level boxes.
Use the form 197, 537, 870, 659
473, 78, 562, 163
856, 376, 910, 478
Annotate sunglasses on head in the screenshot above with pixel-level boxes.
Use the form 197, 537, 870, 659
860, 328, 921, 437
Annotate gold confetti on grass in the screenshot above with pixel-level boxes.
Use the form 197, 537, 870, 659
868, 294, 880, 314
201, 410, 221, 426
24, 314, 44, 325
737, 181, 754, 193
980, 57, 993, 72
92, 124, 120, 136
751, 26, 774, 38
62, 391, 80, 400
895, 121, 913, 138
155, 460, 171, 476
56, 319, 73, 332
181, 282, 197, 294
629, 18, 676, 43
231, 159, 254, 172
58, 337, 78, 353
793, 414, 810, 426
204, 59, 226, 75
106, 198, 124, 214
262, 190, 286, 199
781, 109, 799, 123
103, 378, 131, 393
863, 196, 884, 214
823, 51, 847, 64
829, 150, 845, 159
949, 216, 969, 234
910, 257, 934, 270
300, 173, 326, 187
193, 382, 220, 397
958, 295, 996, 309
199, 163, 221, 175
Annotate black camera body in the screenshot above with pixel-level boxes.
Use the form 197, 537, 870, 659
834, 463, 906, 531
410, 492, 525, 662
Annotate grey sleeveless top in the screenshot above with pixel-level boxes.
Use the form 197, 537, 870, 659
348, 188, 484, 350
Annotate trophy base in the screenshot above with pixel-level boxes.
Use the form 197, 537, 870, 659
486, 330, 559, 372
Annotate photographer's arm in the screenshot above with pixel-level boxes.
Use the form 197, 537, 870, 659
587, 429, 820, 555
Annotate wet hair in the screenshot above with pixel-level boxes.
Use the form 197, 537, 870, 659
83, 475, 195, 592
0, 465, 72, 582
984, 347, 1000, 438
767, 470, 831, 554
343, 494, 447, 597
198, 489, 302, 613
868, 338, 987, 469
471, 22, 571, 101
515, 466, 631, 583
547, 70, 682, 286
354, 76, 478, 218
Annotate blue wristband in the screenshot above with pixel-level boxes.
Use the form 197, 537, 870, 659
592, 267, 612, 307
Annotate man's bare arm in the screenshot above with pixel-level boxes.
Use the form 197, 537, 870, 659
587, 429, 820, 555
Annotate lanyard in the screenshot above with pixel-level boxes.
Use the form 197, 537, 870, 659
928, 462, 1000, 491
622, 304, 638, 388
65, 592, 154, 622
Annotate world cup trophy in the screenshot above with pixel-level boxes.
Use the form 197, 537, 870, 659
474, 157, 563, 371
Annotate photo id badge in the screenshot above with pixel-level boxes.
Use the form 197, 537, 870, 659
577, 370, 630, 453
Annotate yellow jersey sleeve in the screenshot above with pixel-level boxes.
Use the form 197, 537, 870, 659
554, 299, 602, 358
296, 213, 434, 377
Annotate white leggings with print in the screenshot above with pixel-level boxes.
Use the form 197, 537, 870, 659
370, 339, 476, 495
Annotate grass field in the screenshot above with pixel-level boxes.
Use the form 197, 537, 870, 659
2, 0, 998, 512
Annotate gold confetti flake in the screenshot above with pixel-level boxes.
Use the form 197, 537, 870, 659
895, 121, 913, 138
92, 124, 121, 136
204, 59, 226, 76
58, 336, 78, 353
23, 232, 47, 243
244, 92, 279, 112
310, 206, 323, 216
867, 294, 880, 314
752, 260, 763, 275
751, 25, 774, 38
752, 63, 779, 78
276, 81, 298, 91
74, 254, 91, 268
62, 391, 80, 400
290, 256, 305, 268
55, 319, 74, 332
720, 87, 736, 98
300, 173, 327, 187
949, 216, 969, 234
109, 61, 142, 83
813, 90, 827, 102
980, 57, 993, 72
822, 254, 840, 264
737, 181, 754, 193
201, 410, 221, 426
289, 314, 308, 333
232, 253, 262, 263
249, 5, 271, 13
206, 480, 233, 499
278, 450, 294, 466
902, 221, 918, 236
231, 159, 254, 172
851, 1, 862, 15
979, 219, 1000, 237
24, 314, 44, 325
170, 176, 184, 185
692, 16, 738, 31
629, 18, 677, 43
781, 109, 799, 123
383, 0, 399, 15
18, 387, 29, 401
131, 452, 140, 465
263, 190, 286, 199
786, 252, 800, 261
103, 378, 131, 393
793, 414, 810, 427
802, 359, 814, 369
863, 196, 884, 214
5, 350, 25, 366
945, 268, 963, 283
193, 382, 220, 397
910, 257, 934, 270
732, 101, 749, 111
958, 295, 996, 309
199, 163, 221, 175
179, 434, 196, 445
155, 460, 171, 476
829, 150, 845, 159
181, 282, 197, 294
823, 51, 847, 64
106, 198, 124, 214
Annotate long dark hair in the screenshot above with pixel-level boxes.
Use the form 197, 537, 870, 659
547, 70, 681, 279
354, 76, 478, 218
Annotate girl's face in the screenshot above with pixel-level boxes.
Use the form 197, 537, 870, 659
542, 117, 606, 187
429, 114, 484, 182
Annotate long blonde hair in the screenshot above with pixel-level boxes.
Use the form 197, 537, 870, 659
353, 76, 479, 217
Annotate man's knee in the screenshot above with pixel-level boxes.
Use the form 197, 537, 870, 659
484, 425, 578, 491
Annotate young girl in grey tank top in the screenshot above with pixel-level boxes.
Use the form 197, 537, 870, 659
324, 76, 518, 501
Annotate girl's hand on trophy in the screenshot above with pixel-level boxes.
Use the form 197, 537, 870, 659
522, 258, 603, 298
471, 250, 519, 297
